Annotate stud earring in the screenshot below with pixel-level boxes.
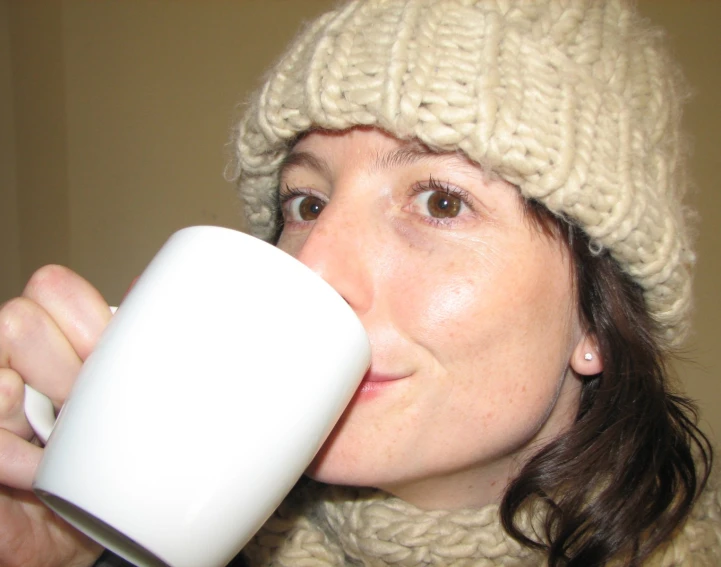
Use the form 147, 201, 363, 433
584, 352, 594, 361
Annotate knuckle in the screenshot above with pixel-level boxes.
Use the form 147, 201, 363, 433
0, 370, 24, 418
24, 264, 74, 298
0, 297, 39, 353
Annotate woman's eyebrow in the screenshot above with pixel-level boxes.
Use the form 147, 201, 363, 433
279, 151, 332, 178
375, 143, 481, 178
370, 144, 439, 173
280, 140, 474, 178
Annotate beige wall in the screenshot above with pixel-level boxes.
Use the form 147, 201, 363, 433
2, 1, 720, 438
60, 0, 335, 299
6, 0, 71, 297
0, 0, 20, 301
3, 0, 335, 302
637, 1, 721, 440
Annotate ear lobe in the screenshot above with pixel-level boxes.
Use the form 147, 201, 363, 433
570, 335, 603, 376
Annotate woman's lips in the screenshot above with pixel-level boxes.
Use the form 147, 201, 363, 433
355, 370, 408, 399
364, 370, 407, 383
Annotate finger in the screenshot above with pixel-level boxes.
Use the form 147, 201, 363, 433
0, 429, 42, 490
0, 369, 34, 440
22, 265, 112, 362
0, 297, 83, 408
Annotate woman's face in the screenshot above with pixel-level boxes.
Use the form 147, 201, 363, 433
277, 128, 599, 509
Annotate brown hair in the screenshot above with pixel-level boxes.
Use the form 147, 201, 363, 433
503, 202, 713, 566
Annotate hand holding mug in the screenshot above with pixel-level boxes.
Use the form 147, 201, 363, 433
0, 266, 111, 567
22, 226, 371, 567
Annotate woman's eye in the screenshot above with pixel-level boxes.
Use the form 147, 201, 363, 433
283, 194, 326, 222
414, 190, 465, 219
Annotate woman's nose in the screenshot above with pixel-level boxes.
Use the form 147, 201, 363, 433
293, 202, 374, 315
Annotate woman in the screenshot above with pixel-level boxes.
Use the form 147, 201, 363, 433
0, 1, 717, 566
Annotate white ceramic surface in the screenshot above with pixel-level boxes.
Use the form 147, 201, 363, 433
25, 226, 371, 567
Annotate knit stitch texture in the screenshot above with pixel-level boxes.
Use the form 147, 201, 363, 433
229, 0, 695, 347
243, 475, 721, 566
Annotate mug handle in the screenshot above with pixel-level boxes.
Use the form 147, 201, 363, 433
23, 306, 118, 445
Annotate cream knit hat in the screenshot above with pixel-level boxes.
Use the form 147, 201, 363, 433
229, 0, 694, 347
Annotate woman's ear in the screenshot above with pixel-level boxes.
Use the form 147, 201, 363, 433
570, 335, 603, 376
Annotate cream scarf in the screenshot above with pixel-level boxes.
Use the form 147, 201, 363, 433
243, 477, 721, 566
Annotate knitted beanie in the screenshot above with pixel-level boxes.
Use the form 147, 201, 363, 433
229, 0, 694, 347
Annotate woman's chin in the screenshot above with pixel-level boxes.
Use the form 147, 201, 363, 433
304, 444, 378, 488
304, 447, 352, 485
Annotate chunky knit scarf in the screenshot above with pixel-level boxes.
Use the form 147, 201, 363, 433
243, 477, 721, 566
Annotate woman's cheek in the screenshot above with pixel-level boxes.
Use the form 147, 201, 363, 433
389, 258, 495, 354
385, 219, 509, 345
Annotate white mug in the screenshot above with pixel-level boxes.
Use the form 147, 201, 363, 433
23, 226, 371, 567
